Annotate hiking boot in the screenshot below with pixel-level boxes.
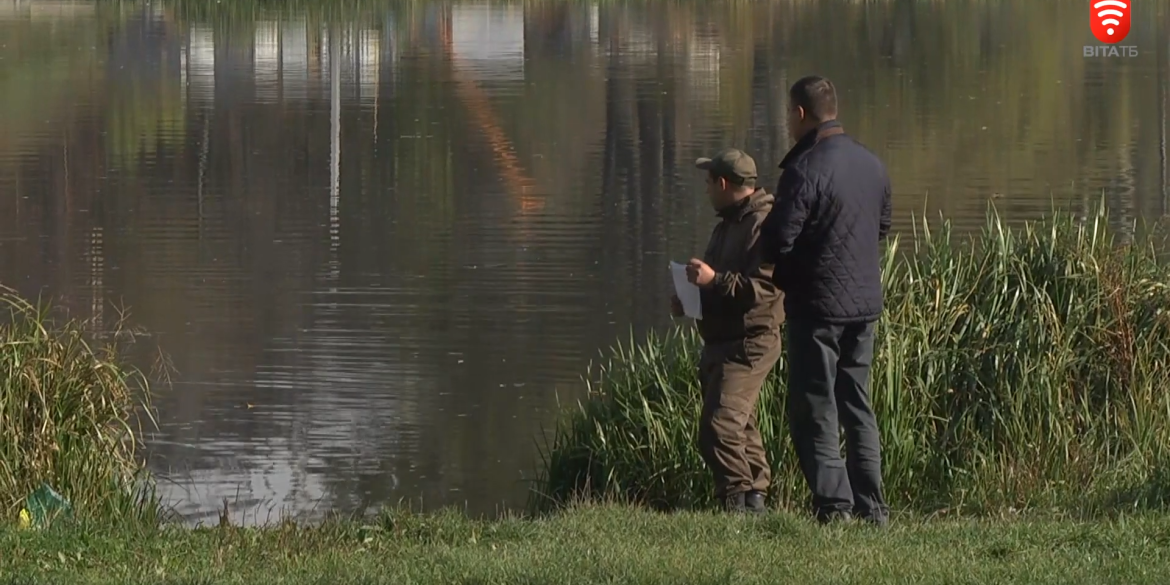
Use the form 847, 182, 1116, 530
721, 492, 747, 513
816, 509, 853, 525
744, 491, 767, 515
857, 511, 889, 528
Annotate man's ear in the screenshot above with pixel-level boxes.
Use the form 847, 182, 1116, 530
796, 105, 806, 122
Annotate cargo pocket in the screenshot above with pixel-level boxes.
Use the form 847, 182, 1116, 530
729, 331, 780, 370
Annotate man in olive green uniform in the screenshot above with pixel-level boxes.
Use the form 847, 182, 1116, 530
671, 148, 785, 513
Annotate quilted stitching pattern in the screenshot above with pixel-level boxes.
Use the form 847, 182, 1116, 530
768, 128, 891, 324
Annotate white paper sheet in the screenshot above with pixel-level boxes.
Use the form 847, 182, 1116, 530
669, 261, 703, 320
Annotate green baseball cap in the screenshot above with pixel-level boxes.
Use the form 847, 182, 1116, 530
695, 148, 758, 185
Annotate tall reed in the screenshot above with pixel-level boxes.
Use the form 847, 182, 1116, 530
535, 207, 1170, 515
0, 290, 162, 525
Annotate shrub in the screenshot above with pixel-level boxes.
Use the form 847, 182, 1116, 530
0, 290, 162, 525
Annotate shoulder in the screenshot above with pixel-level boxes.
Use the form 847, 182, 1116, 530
782, 156, 819, 182
810, 135, 885, 174
738, 193, 774, 226
746, 204, 772, 225
742, 208, 771, 245
784, 156, 827, 191
831, 134, 884, 164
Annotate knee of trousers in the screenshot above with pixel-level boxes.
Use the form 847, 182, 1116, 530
699, 406, 747, 450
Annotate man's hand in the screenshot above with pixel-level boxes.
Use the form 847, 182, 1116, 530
670, 295, 684, 318
686, 258, 716, 287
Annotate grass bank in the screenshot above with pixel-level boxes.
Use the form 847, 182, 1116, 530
5, 504, 1170, 584
0, 290, 160, 527
538, 208, 1170, 515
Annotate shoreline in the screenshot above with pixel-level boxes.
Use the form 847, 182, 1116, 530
5, 504, 1169, 584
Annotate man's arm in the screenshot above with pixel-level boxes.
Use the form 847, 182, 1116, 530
707, 223, 782, 313
761, 166, 815, 263
879, 175, 892, 240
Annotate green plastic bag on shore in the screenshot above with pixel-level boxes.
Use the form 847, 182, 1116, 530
20, 483, 72, 529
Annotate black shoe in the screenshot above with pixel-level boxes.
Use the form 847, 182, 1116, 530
857, 511, 889, 528
721, 492, 747, 513
816, 509, 853, 525
744, 491, 767, 515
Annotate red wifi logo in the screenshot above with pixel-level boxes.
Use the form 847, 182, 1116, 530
1090, 0, 1131, 44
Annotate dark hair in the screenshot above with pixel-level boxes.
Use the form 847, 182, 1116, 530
708, 170, 755, 188
789, 76, 838, 121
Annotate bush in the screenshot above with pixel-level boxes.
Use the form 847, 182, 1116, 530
535, 208, 1170, 515
0, 290, 161, 525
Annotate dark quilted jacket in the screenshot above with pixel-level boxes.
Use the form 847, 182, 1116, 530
760, 121, 892, 324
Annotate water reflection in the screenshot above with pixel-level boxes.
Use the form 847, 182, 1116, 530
0, 0, 1165, 524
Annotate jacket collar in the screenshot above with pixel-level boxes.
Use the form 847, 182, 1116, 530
717, 188, 773, 220
778, 120, 845, 169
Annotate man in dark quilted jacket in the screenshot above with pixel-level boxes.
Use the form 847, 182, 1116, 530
761, 76, 892, 526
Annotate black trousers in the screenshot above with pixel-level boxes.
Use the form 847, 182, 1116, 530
785, 317, 889, 522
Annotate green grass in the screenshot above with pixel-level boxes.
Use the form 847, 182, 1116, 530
537, 207, 1170, 516
0, 290, 161, 527
4, 504, 1170, 584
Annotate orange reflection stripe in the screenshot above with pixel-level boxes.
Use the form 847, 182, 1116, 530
441, 13, 544, 213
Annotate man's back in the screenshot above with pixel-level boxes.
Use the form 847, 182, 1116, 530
764, 122, 891, 324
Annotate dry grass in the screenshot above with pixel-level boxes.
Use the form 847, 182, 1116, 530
0, 289, 162, 525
